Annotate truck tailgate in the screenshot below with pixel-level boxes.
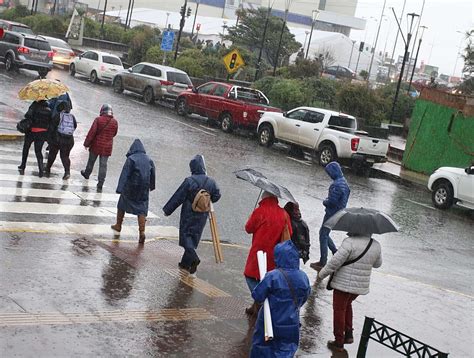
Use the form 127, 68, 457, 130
357, 137, 389, 159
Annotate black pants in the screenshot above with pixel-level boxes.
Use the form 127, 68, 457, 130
20, 131, 47, 171
47, 138, 74, 173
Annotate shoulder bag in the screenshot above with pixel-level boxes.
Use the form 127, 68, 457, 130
278, 268, 299, 308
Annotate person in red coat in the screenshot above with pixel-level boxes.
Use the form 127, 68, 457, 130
81, 104, 118, 191
243, 191, 292, 316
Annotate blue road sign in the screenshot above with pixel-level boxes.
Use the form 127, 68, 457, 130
161, 31, 175, 52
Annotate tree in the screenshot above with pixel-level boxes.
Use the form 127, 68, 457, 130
280, 58, 321, 79
458, 29, 474, 94
359, 70, 369, 80
316, 46, 336, 69
225, 8, 301, 68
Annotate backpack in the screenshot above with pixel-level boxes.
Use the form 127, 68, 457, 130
57, 112, 75, 136
191, 177, 211, 213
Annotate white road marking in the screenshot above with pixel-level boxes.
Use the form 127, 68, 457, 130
0, 173, 98, 187
1, 163, 79, 174
286, 156, 312, 166
162, 116, 216, 137
130, 99, 147, 106
0, 74, 12, 80
0, 187, 119, 202
404, 198, 437, 211
199, 125, 217, 132
0, 147, 23, 154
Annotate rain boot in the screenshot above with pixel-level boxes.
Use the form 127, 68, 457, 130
138, 215, 146, 244
111, 210, 125, 233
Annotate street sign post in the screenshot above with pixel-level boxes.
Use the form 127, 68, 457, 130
223, 49, 245, 75
161, 30, 175, 52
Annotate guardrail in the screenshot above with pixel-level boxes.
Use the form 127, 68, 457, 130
357, 317, 448, 358
81, 37, 129, 54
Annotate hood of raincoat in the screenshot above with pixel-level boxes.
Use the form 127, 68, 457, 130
274, 240, 300, 270
189, 154, 206, 175
126, 139, 146, 157
325, 161, 343, 180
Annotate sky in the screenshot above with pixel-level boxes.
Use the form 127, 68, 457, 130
349, 0, 473, 77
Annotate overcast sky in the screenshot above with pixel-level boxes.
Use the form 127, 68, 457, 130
348, 0, 473, 77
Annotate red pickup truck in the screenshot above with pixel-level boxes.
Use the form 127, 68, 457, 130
175, 81, 282, 132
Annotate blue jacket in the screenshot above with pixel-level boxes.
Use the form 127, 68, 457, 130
323, 162, 350, 219
250, 240, 311, 358
48, 93, 73, 119
163, 155, 221, 249
116, 139, 155, 216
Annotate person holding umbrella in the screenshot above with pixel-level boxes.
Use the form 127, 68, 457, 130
317, 207, 398, 353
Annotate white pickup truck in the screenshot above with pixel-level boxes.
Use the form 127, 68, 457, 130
257, 107, 389, 169
428, 166, 474, 210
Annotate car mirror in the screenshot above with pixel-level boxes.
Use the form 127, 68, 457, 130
466, 167, 474, 175
228, 92, 236, 99
128, 68, 132, 72
282, 112, 287, 117
192, 87, 198, 93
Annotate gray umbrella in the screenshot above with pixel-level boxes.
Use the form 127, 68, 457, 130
234, 168, 297, 204
324, 207, 399, 235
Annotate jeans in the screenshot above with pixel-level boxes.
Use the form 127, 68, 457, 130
245, 276, 259, 294
333, 289, 358, 345
180, 248, 199, 268
84, 151, 108, 184
319, 214, 338, 265
20, 132, 46, 171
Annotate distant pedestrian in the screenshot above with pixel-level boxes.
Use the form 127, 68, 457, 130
163, 155, 221, 275
310, 162, 350, 271
250, 240, 311, 358
45, 101, 77, 180
81, 104, 118, 191
244, 191, 292, 316
318, 233, 382, 353
111, 139, 155, 244
18, 100, 52, 177
284, 202, 310, 264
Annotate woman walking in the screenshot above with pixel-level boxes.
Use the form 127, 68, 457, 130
111, 139, 155, 244
18, 100, 52, 177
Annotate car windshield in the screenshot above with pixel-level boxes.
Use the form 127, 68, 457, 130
47, 38, 71, 49
24, 39, 51, 51
235, 87, 269, 105
328, 115, 356, 129
102, 56, 122, 66
11, 25, 34, 35
167, 72, 192, 85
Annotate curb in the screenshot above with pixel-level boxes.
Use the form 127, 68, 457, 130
370, 167, 428, 190
0, 133, 23, 141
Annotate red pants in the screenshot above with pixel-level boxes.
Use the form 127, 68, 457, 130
333, 289, 359, 345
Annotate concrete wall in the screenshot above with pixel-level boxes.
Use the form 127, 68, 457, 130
402, 89, 474, 174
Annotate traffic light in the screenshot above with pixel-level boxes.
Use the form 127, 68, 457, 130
180, 5, 185, 17
229, 53, 238, 69
358, 41, 364, 52
187, 7, 192, 17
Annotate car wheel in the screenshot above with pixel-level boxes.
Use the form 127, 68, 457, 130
432, 181, 454, 209
318, 144, 337, 167
113, 77, 124, 93
5, 54, 14, 72
38, 69, 48, 78
176, 97, 188, 116
143, 87, 155, 104
258, 124, 274, 147
90, 70, 98, 84
69, 63, 76, 76
220, 113, 233, 133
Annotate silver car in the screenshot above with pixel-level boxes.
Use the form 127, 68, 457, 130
41, 36, 75, 68
112, 62, 192, 104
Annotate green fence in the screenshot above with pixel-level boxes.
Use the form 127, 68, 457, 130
402, 97, 474, 174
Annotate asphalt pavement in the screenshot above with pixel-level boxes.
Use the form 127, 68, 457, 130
0, 66, 472, 357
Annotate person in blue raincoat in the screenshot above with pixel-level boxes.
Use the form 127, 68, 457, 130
250, 240, 311, 358
310, 161, 350, 271
163, 155, 221, 275
111, 139, 155, 244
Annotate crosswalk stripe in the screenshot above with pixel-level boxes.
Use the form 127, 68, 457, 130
0, 147, 23, 154
1, 163, 81, 174
0, 173, 97, 187
0, 187, 119, 201
0, 154, 72, 168
0, 201, 126, 217
0, 221, 178, 237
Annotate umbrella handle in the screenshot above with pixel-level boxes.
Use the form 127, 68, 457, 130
254, 189, 263, 210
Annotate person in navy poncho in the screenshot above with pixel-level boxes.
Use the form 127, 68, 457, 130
250, 240, 311, 358
163, 155, 221, 275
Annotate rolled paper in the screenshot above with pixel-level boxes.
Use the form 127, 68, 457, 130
257, 250, 274, 341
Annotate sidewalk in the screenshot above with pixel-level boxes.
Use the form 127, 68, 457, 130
372, 161, 429, 188
0, 101, 24, 140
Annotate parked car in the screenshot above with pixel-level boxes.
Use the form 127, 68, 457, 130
70, 50, 123, 84
0, 30, 53, 77
323, 65, 355, 80
0, 20, 34, 35
428, 166, 474, 210
176, 82, 281, 132
257, 107, 389, 170
41, 36, 75, 68
113, 62, 192, 104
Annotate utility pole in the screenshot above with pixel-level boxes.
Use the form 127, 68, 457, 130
406, 0, 425, 81
348, 40, 356, 68
191, 0, 200, 38
407, 25, 427, 94
387, 0, 406, 81
100, 0, 108, 38
254, 5, 272, 81
355, 41, 364, 74
305, 10, 319, 59
127, 0, 135, 29
174, 0, 188, 61
124, 0, 132, 30
273, 1, 292, 76
367, 0, 386, 85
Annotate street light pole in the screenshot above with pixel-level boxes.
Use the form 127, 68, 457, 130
174, 0, 188, 61
348, 40, 355, 68
273, 0, 292, 76
406, 0, 425, 81
254, 3, 273, 81
191, 0, 200, 38
387, 0, 406, 81
100, 0, 108, 38
407, 25, 427, 94
124, 0, 132, 30
127, 0, 135, 29
452, 31, 465, 77
367, 0, 386, 85
305, 10, 319, 59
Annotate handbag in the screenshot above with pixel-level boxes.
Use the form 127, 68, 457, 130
16, 117, 33, 133
327, 238, 373, 291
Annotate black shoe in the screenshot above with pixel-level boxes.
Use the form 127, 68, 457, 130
97, 182, 103, 192
80, 170, 89, 179
327, 340, 344, 352
344, 331, 354, 344
44, 167, 51, 178
63, 173, 70, 180
178, 262, 191, 273
38, 170, 44, 178
189, 259, 201, 274
310, 261, 324, 272
17, 166, 25, 175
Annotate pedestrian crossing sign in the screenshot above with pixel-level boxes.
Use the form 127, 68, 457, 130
223, 49, 245, 74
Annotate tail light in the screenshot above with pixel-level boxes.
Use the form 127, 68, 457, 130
47, 51, 54, 58
160, 80, 174, 86
69, 52, 75, 57
100, 65, 106, 71
17, 46, 30, 54
351, 137, 360, 151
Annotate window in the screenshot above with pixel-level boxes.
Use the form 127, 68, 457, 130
234, 87, 269, 105
167, 72, 192, 85
3, 33, 19, 44
131, 64, 145, 73
306, 111, 325, 124
46, 38, 71, 49
90, 52, 99, 61
197, 83, 215, 94
24, 39, 51, 51
328, 115, 356, 129
141, 65, 161, 77
11, 25, 33, 35
82, 52, 93, 59
212, 84, 228, 97
102, 55, 122, 66
287, 109, 307, 121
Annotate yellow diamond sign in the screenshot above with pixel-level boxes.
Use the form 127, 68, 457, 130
223, 49, 245, 74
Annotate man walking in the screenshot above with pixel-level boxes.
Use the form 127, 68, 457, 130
310, 162, 350, 271
81, 104, 118, 191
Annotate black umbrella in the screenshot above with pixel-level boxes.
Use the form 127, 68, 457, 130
234, 168, 297, 204
324, 207, 399, 235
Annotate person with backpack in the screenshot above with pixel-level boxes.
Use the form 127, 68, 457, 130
250, 240, 311, 357
45, 101, 77, 180
111, 139, 155, 244
162, 155, 221, 275
81, 104, 118, 191
284, 202, 310, 264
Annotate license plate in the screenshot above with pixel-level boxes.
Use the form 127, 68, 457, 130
367, 158, 375, 163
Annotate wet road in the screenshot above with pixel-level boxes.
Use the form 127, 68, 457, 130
0, 66, 472, 357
